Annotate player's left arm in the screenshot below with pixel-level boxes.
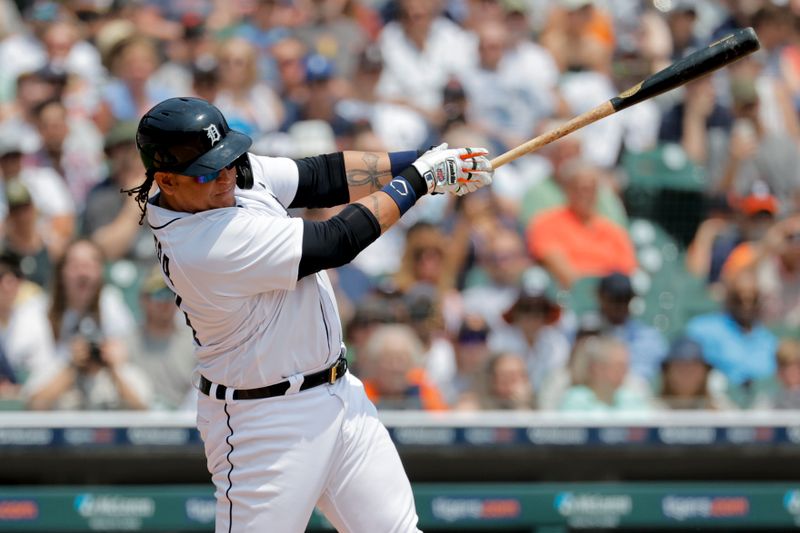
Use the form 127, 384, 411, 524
289, 150, 420, 209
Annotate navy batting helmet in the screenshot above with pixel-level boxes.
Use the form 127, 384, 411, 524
136, 97, 254, 189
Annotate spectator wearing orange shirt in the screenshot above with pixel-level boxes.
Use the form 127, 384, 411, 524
359, 324, 447, 411
526, 160, 636, 288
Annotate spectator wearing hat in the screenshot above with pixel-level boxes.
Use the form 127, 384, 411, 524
438, 313, 492, 406
295, 0, 368, 82
526, 160, 637, 288
0, 130, 75, 262
721, 213, 800, 328
81, 121, 154, 268
686, 270, 777, 391
213, 36, 284, 138
290, 53, 354, 141
0, 248, 55, 404
1, 179, 52, 288
489, 284, 570, 393
559, 335, 654, 412
124, 267, 195, 410
593, 272, 667, 384
664, 1, 701, 61
358, 323, 447, 411
687, 180, 778, 283
655, 337, 732, 410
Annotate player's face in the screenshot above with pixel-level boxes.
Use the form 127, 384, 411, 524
157, 166, 237, 213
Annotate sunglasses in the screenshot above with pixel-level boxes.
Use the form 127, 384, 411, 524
193, 162, 236, 184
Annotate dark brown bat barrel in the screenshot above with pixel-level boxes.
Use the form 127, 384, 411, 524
610, 27, 761, 112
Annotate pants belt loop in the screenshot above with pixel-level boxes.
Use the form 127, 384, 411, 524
285, 373, 305, 395
224, 386, 235, 403
209, 383, 220, 400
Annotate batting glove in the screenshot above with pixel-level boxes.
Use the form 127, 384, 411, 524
412, 143, 493, 196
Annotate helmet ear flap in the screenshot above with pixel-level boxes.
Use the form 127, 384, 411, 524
234, 153, 253, 189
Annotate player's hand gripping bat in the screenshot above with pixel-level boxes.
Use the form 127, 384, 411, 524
490, 27, 761, 169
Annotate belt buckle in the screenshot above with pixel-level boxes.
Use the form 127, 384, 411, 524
328, 364, 338, 384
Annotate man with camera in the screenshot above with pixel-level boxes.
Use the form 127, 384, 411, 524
25, 315, 152, 410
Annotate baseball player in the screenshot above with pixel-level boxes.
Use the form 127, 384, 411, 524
126, 97, 493, 532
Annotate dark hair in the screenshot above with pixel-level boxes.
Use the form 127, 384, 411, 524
121, 171, 155, 224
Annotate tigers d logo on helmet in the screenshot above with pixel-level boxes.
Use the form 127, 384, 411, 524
204, 124, 221, 146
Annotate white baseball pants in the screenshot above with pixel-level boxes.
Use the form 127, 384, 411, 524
196, 372, 421, 532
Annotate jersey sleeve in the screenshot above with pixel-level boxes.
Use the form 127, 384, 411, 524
184, 208, 304, 296
248, 154, 300, 208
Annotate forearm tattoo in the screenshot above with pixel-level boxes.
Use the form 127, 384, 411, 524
369, 196, 390, 233
346, 153, 392, 192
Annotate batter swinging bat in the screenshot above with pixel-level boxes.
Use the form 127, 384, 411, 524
490, 27, 761, 169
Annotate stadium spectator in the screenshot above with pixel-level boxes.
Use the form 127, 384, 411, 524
686, 180, 778, 283
460, 351, 535, 411
526, 160, 637, 288
82, 121, 152, 266
45, 239, 134, 361
716, 67, 800, 204
459, 20, 555, 153
664, 1, 701, 60
489, 284, 570, 392
376, 0, 477, 123
295, 0, 368, 81
335, 45, 430, 151
213, 37, 284, 139
29, 97, 103, 210
438, 314, 492, 406
517, 120, 628, 230
0, 249, 54, 400
293, 54, 353, 141
685, 270, 778, 389
721, 214, 800, 328
1, 179, 51, 288
539, 0, 614, 76
656, 337, 732, 410
24, 318, 151, 410
97, 33, 173, 129
125, 267, 195, 411
593, 272, 668, 384
753, 338, 800, 410
0, 132, 74, 263
559, 335, 654, 412
658, 76, 732, 170
461, 225, 532, 328
359, 323, 447, 411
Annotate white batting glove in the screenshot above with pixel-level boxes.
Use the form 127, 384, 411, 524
412, 143, 493, 196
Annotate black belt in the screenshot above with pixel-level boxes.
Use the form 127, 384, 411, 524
199, 357, 348, 400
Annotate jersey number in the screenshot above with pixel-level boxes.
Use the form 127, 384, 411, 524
155, 237, 201, 346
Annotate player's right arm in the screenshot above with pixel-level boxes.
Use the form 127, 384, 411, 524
296, 146, 493, 279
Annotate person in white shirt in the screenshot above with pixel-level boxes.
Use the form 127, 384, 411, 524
125, 97, 493, 533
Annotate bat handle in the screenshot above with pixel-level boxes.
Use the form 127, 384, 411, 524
490, 101, 616, 169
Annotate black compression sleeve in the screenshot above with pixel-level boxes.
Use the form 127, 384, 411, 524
289, 152, 348, 209
297, 203, 381, 279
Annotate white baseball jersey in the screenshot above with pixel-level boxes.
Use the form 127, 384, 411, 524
146, 154, 343, 388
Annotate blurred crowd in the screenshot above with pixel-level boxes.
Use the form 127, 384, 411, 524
0, 0, 799, 414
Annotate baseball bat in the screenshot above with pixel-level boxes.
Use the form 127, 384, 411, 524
490, 27, 761, 169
